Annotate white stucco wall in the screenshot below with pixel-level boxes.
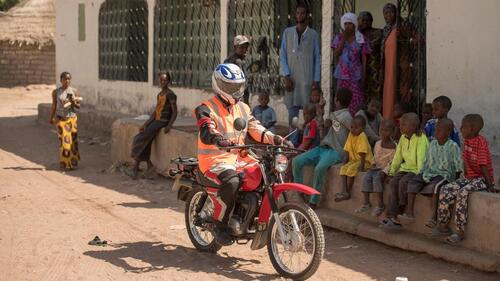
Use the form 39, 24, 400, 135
427, 0, 500, 153
56, 0, 336, 125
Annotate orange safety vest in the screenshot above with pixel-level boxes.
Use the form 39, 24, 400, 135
197, 97, 251, 173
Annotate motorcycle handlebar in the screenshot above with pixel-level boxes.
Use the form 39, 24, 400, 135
220, 144, 305, 153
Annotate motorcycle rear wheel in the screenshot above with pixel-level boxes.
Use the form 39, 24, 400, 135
185, 187, 222, 253
267, 202, 325, 280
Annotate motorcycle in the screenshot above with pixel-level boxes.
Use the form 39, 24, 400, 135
169, 118, 324, 280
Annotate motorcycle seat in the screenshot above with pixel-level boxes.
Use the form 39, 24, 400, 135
195, 169, 220, 188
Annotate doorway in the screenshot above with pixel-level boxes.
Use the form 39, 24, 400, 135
331, 0, 426, 114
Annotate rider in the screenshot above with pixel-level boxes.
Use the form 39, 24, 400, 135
195, 63, 285, 245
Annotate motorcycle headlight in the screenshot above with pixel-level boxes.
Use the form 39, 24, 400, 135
275, 154, 288, 173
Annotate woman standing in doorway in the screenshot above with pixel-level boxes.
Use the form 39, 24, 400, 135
380, 3, 398, 119
358, 11, 383, 101
48, 72, 81, 171
333, 12, 372, 116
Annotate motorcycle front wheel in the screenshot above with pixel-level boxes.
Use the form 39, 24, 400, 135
267, 202, 325, 280
185, 187, 221, 253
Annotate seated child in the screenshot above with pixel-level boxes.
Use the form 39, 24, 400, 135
298, 103, 320, 150
434, 114, 495, 243
310, 87, 326, 117
335, 116, 374, 202
293, 88, 353, 209
421, 103, 433, 129
380, 113, 429, 230
357, 119, 396, 216
399, 118, 463, 226
424, 96, 460, 146
252, 92, 276, 133
356, 98, 383, 147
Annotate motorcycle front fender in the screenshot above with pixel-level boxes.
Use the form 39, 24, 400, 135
256, 183, 319, 224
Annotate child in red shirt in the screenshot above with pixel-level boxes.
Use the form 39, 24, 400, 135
434, 114, 495, 243
298, 104, 320, 150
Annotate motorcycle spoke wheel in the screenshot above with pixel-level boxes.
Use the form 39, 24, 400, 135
185, 188, 221, 253
267, 203, 324, 280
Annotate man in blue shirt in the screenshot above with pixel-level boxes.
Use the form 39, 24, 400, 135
280, 4, 321, 130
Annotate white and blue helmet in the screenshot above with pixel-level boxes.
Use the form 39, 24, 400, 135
212, 63, 246, 104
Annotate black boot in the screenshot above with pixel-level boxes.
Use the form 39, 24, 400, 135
214, 221, 233, 246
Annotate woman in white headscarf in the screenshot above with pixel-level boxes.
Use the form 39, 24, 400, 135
332, 12, 372, 116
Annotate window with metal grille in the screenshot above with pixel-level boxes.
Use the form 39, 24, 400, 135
98, 0, 148, 82
154, 0, 221, 88
228, 0, 321, 96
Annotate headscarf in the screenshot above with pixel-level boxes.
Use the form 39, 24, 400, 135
381, 3, 398, 60
340, 12, 365, 44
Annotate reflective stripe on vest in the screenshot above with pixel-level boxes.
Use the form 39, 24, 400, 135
197, 97, 249, 172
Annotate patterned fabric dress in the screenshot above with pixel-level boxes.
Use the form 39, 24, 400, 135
57, 117, 80, 169
363, 28, 383, 100
332, 33, 372, 116
54, 86, 80, 169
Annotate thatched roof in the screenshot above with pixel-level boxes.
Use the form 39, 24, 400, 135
0, 0, 55, 46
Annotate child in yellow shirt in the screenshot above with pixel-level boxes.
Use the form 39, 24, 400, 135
335, 116, 374, 202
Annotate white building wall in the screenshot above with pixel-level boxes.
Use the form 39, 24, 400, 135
427, 0, 500, 153
56, 0, 334, 124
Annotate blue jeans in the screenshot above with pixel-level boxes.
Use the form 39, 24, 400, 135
288, 106, 301, 147
292, 146, 341, 204
362, 169, 384, 193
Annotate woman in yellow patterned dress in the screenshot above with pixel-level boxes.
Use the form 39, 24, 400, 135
49, 72, 81, 170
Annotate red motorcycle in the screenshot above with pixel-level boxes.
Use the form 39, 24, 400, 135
169, 119, 324, 280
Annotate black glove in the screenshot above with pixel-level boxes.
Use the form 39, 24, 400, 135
215, 136, 234, 148
273, 135, 283, 146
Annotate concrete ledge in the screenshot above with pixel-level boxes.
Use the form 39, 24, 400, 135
111, 117, 197, 173
38, 103, 128, 136
316, 209, 500, 273
302, 165, 500, 273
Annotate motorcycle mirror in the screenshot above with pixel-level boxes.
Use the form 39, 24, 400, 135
233, 118, 247, 131
291, 117, 300, 128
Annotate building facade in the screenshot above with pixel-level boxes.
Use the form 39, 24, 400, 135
56, 0, 500, 153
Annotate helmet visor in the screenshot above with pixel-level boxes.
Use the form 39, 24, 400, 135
216, 79, 245, 99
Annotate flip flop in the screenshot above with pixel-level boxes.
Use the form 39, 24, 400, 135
334, 192, 351, 202
88, 236, 108, 246
371, 205, 385, 217
379, 218, 402, 230
397, 213, 415, 224
446, 233, 463, 244
355, 204, 371, 213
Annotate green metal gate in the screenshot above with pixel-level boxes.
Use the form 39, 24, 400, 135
154, 0, 221, 88
98, 0, 148, 82
227, 0, 322, 95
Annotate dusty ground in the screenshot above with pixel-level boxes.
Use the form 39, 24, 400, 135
0, 86, 499, 281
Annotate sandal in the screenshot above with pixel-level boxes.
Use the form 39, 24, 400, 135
371, 205, 385, 217
379, 218, 402, 231
446, 233, 464, 244
334, 192, 351, 202
88, 236, 108, 246
397, 213, 415, 224
355, 204, 371, 213
425, 219, 437, 229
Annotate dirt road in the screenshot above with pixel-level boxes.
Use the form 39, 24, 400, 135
0, 86, 498, 281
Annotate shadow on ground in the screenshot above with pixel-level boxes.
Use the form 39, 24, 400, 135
84, 242, 275, 281
2, 114, 500, 281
